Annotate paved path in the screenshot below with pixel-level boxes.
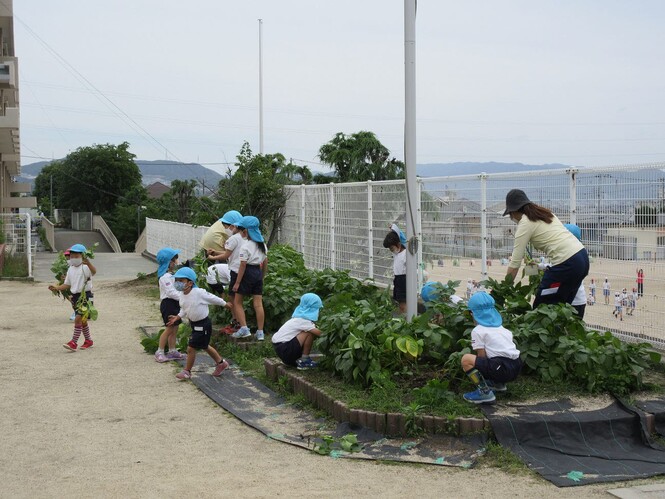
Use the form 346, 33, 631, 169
34, 251, 155, 283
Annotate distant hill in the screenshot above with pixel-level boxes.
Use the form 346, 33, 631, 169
16, 159, 224, 189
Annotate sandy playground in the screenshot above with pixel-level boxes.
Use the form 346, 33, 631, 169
1, 276, 664, 498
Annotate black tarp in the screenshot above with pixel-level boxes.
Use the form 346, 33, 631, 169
481, 399, 665, 487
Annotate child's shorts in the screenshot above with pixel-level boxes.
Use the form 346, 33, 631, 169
208, 282, 225, 295
237, 265, 263, 296
475, 356, 522, 383
71, 291, 94, 315
274, 337, 302, 367
228, 270, 238, 297
393, 274, 406, 303
160, 298, 180, 326
188, 317, 212, 350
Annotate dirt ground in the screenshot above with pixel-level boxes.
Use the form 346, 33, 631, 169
0, 278, 660, 498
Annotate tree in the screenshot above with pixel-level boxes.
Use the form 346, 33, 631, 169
318, 131, 405, 182
33, 142, 141, 215
216, 142, 293, 246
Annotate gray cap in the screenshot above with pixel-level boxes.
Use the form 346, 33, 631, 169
503, 189, 532, 216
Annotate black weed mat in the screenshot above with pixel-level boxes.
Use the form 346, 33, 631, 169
481, 398, 665, 487
174, 354, 485, 467
631, 399, 665, 437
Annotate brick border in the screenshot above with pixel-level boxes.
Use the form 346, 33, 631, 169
263, 357, 488, 437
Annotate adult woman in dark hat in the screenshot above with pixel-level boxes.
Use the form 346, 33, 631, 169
503, 189, 589, 308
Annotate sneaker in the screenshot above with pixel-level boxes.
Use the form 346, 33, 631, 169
175, 369, 191, 380
487, 380, 507, 392
463, 388, 496, 404
166, 350, 186, 360
155, 352, 169, 363
212, 359, 230, 377
63, 340, 77, 351
69, 312, 76, 321
296, 358, 318, 370
80, 340, 94, 350
231, 327, 251, 339
255, 330, 265, 341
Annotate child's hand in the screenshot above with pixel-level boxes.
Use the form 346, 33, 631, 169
232, 284, 239, 293
166, 315, 179, 326
48, 285, 58, 292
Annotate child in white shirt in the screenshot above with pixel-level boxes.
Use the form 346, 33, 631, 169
382, 223, 407, 314
272, 293, 323, 370
460, 292, 522, 404
154, 247, 186, 363
166, 267, 232, 380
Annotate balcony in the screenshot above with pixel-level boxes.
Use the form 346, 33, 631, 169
3, 196, 37, 209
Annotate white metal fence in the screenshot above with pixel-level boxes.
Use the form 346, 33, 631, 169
145, 218, 208, 260
280, 163, 665, 347
0, 213, 33, 277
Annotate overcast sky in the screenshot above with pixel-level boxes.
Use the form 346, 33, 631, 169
14, 1, 665, 175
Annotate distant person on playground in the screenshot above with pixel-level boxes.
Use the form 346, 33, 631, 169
166, 267, 232, 381
383, 223, 407, 314
272, 293, 323, 370
603, 278, 611, 305
503, 189, 589, 308
612, 291, 623, 321
588, 278, 596, 301
154, 247, 187, 363
461, 292, 522, 404
636, 269, 645, 297
48, 244, 97, 351
231, 216, 268, 341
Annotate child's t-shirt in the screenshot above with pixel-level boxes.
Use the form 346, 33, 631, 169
159, 272, 182, 301
225, 233, 243, 273
393, 249, 406, 276
272, 317, 316, 344
614, 295, 622, 307
239, 239, 267, 266
64, 264, 93, 294
471, 324, 520, 360
177, 288, 226, 322
206, 264, 231, 285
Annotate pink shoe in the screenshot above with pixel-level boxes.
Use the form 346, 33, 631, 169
212, 359, 229, 377
155, 352, 169, 363
166, 350, 186, 360
175, 369, 191, 380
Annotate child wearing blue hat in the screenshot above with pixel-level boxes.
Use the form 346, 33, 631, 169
461, 291, 522, 404
382, 223, 407, 314
231, 216, 268, 341
272, 293, 323, 370
154, 247, 186, 363
48, 243, 97, 351
166, 267, 232, 380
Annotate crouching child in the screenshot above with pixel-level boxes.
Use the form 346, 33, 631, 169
166, 267, 232, 380
272, 293, 323, 370
461, 292, 522, 404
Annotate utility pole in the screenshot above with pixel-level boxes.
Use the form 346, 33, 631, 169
50, 174, 53, 219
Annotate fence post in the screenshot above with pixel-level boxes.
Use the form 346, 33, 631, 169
367, 180, 374, 280
300, 185, 306, 256
480, 174, 488, 280
416, 178, 424, 291
329, 183, 336, 270
569, 168, 577, 224
26, 213, 32, 278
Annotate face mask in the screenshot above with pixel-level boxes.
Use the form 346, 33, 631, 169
69, 257, 82, 267
510, 214, 519, 224
174, 281, 187, 292
225, 227, 234, 236
392, 247, 400, 255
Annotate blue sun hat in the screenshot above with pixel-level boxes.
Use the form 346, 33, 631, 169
421, 281, 441, 303
237, 215, 265, 243
564, 223, 582, 241
467, 291, 503, 327
156, 247, 180, 278
69, 243, 87, 253
173, 266, 198, 287
220, 210, 242, 226
390, 223, 407, 246
292, 293, 323, 321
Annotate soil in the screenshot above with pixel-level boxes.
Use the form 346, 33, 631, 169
1, 278, 661, 497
